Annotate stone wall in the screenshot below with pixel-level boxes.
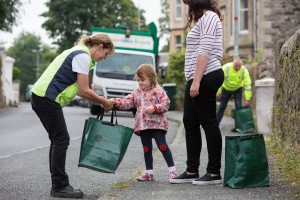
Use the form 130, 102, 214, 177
259, 0, 300, 60
273, 29, 300, 144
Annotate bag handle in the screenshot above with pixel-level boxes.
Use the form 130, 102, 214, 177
111, 109, 118, 125
239, 134, 262, 141
96, 108, 104, 120
96, 108, 118, 125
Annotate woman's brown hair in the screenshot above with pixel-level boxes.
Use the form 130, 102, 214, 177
183, 0, 222, 28
75, 33, 115, 55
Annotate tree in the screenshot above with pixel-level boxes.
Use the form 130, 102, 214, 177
0, 0, 22, 31
7, 32, 56, 99
166, 50, 186, 110
158, 0, 169, 38
41, 0, 146, 52
38, 46, 58, 75
160, 40, 170, 53
167, 50, 185, 87
158, 0, 170, 53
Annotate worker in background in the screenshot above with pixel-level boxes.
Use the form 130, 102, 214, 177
216, 58, 252, 132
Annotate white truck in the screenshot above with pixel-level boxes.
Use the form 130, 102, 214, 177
89, 23, 159, 115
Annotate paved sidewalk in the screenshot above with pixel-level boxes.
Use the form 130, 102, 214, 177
109, 110, 298, 200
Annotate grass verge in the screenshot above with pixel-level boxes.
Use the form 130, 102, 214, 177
266, 138, 300, 198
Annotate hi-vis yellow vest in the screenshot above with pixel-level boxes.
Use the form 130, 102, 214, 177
217, 62, 252, 100
31, 45, 94, 107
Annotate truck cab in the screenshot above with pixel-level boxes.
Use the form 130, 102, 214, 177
89, 23, 159, 115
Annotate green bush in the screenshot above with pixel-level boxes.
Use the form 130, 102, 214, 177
165, 50, 186, 110
13, 66, 21, 80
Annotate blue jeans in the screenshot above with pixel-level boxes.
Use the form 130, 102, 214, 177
183, 69, 224, 174
140, 129, 175, 170
216, 87, 242, 124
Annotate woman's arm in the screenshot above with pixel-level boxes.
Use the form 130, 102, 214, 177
190, 55, 208, 97
77, 73, 113, 112
190, 13, 218, 97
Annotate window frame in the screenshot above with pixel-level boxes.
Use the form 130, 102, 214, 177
175, 35, 182, 51
175, 0, 182, 20
239, 0, 249, 34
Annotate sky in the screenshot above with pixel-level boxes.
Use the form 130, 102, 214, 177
0, 0, 163, 50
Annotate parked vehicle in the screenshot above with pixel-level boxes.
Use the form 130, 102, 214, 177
89, 22, 159, 115
25, 84, 34, 102
67, 95, 89, 107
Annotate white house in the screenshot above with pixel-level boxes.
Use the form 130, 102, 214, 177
0, 47, 19, 107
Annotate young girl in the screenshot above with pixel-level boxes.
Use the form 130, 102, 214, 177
111, 64, 177, 181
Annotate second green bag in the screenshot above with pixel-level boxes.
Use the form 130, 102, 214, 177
234, 106, 255, 133
78, 109, 134, 173
223, 134, 270, 188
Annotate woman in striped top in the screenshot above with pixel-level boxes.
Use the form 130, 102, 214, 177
169, 0, 224, 185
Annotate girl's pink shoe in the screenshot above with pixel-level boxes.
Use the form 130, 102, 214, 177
170, 171, 178, 179
137, 172, 154, 181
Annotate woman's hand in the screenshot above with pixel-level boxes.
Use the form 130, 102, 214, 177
190, 81, 200, 97
102, 99, 113, 112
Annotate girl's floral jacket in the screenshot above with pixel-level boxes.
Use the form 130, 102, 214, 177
112, 85, 170, 135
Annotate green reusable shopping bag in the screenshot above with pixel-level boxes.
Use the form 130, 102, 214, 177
234, 106, 255, 133
223, 134, 270, 188
78, 109, 134, 173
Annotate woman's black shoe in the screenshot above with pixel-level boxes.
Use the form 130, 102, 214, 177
51, 185, 84, 198
169, 171, 199, 184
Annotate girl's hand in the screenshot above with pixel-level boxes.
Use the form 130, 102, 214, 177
145, 106, 155, 114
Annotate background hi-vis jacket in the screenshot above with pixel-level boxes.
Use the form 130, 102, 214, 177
217, 62, 252, 100
31, 45, 94, 107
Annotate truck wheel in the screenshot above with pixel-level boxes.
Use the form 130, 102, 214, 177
90, 105, 102, 115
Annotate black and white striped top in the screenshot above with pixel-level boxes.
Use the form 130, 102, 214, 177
184, 10, 223, 81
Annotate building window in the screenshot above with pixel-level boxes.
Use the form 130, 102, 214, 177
175, 35, 182, 51
239, 0, 249, 33
175, 0, 182, 19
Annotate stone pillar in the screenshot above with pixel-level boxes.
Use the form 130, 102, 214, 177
0, 47, 4, 108
12, 80, 20, 105
255, 78, 275, 134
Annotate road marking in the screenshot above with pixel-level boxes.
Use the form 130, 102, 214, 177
0, 136, 81, 159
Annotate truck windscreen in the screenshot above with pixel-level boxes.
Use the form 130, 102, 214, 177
95, 53, 153, 80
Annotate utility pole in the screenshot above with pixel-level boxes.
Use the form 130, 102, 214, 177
253, 0, 257, 60
32, 49, 40, 80
233, 0, 239, 59
137, 1, 141, 30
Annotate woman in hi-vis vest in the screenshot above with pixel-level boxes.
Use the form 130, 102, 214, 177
31, 33, 114, 198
